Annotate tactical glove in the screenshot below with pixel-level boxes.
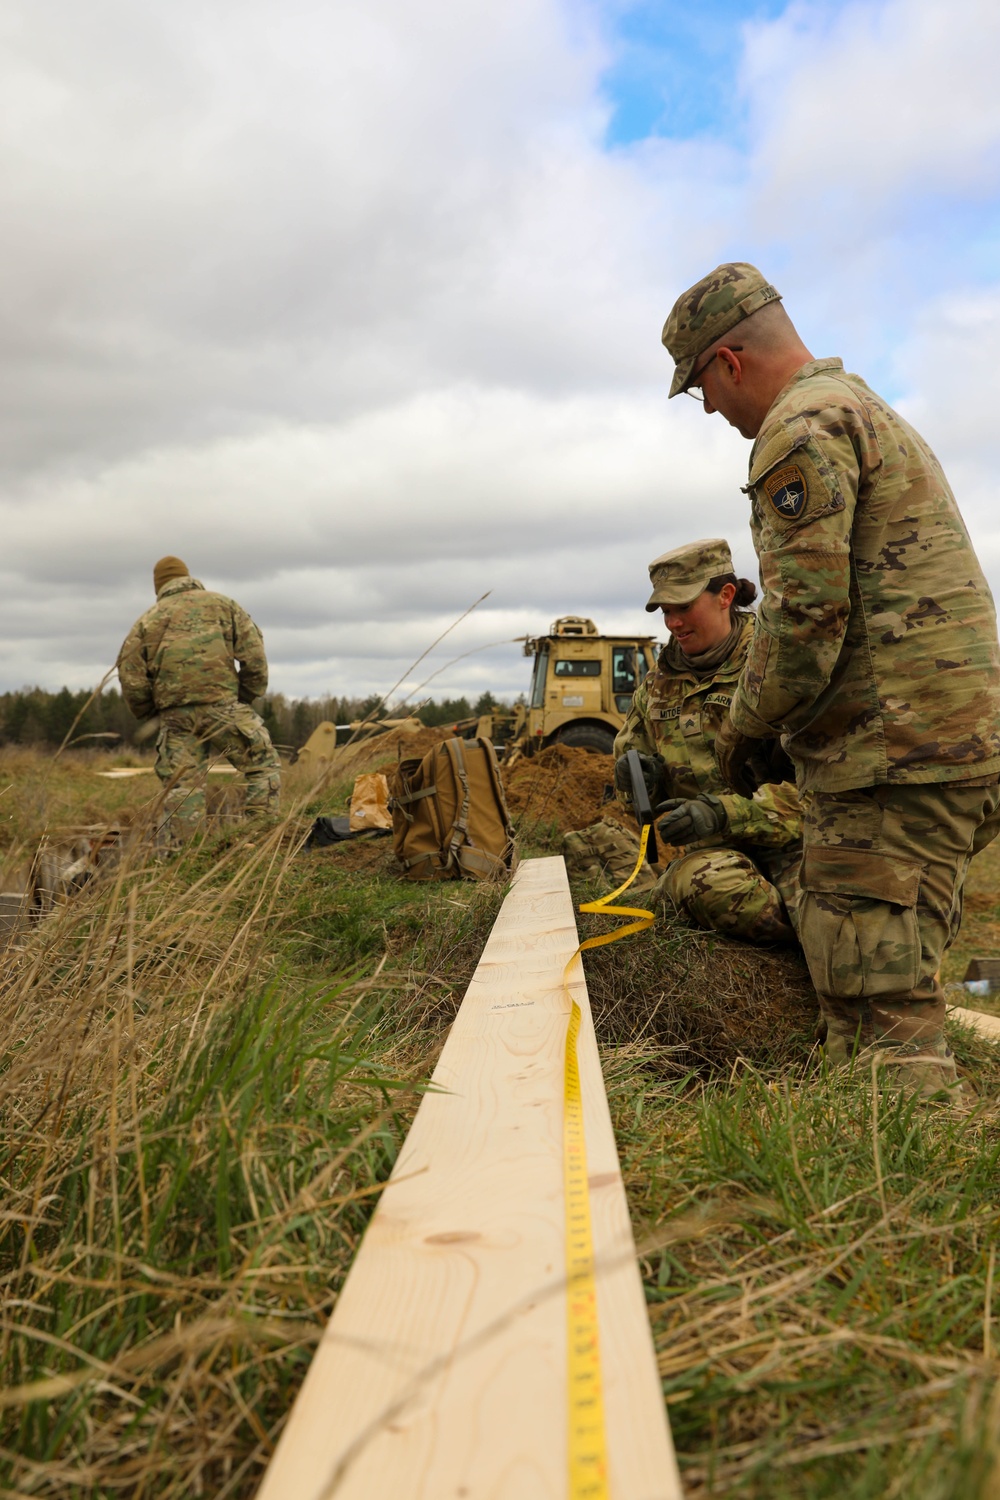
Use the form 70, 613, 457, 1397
613, 751, 666, 806
714, 716, 760, 798
656, 795, 727, 845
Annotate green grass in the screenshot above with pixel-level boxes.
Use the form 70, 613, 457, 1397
1, 745, 1000, 1496
613, 1065, 1000, 1496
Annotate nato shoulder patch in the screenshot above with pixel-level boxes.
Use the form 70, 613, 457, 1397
762, 463, 807, 520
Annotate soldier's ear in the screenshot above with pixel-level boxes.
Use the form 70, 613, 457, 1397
717, 347, 743, 384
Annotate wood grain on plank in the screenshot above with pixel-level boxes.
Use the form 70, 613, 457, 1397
257, 855, 680, 1500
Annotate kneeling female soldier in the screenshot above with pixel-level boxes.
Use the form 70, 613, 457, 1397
614, 538, 801, 944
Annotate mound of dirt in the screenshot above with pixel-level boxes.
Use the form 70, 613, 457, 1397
339, 735, 637, 840
579, 903, 818, 1071
330, 724, 457, 775
502, 745, 635, 836
362, 724, 457, 759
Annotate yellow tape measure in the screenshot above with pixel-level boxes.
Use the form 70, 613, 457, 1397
563, 824, 654, 1499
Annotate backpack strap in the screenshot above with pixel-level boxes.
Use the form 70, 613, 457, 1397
441, 737, 472, 873
475, 734, 516, 842
390, 783, 438, 823
401, 849, 449, 876
456, 845, 503, 878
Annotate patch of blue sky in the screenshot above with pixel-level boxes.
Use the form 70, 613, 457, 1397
599, 0, 790, 147
779, 191, 1000, 395
900, 197, 1000, 293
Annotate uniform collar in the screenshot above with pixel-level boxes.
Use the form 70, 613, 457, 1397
753, 358, 844, 447
768, 357, 843, 409
659, 611, 753, 682
157, 576, 205, 600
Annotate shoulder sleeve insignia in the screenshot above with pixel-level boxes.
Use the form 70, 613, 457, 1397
762, 464, 807, 520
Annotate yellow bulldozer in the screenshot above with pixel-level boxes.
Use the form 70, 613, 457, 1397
456, 616, 658, 757
293, 717, 424, 766
291, 617, 658, 766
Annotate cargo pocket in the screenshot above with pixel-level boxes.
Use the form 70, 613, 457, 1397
219, 704, 264, 759
798, 846, 923, 998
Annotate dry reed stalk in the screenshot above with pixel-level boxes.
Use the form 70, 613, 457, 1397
0, 753, 464, 1496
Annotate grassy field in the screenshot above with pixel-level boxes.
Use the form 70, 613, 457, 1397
1, 744, 1000, 1497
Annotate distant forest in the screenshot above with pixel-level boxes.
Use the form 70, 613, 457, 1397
0, 686, 514, 750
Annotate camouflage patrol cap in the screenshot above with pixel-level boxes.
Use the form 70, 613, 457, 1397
645, 538, 734, 611
662, 263, 781, 398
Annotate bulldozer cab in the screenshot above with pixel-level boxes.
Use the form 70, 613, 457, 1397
610, 644, 643, 713
520, 617, 657, 755
451, 616, 658, 758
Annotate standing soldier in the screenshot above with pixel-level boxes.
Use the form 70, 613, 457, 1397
614, 538, 802, 946
118, 556, 281, 839
660, 263, 1000, 1098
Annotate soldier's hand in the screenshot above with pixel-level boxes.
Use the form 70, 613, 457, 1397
714, 716, 758, 797
613, 752, 666, 805
751, 736, 796, 787
655, 795, 727, 845
133, 715, 161, 745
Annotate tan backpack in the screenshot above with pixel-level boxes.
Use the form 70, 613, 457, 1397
389, 736, 518, 881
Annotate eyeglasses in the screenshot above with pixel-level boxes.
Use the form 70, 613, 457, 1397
683, 345, 743, 400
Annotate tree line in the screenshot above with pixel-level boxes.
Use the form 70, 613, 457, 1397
0, 686, 514, 750
247, 690, 514, 746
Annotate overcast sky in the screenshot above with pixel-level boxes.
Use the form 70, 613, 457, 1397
3, 0, 999, 708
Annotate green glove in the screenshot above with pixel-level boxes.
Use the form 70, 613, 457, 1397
613, 752, 666, 806
656, 795, 727, 844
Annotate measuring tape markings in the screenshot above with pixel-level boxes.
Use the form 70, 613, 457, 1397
562, 824, 654, 1499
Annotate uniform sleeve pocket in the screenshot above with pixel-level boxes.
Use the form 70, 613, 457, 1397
799, 848, 922, 998
750, 428, 847, 534
740, 623, 773, 710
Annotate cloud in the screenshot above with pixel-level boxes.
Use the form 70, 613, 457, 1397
891, 284, 1000, 582
732, 0, 1000, 585
1, 0, 999, 705
744, 0, 1000, 214
735, 0, 1000, 361
0, 384, 754, 695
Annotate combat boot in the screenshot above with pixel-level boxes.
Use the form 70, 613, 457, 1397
869, 1040, 975, 1108
818, 995, 974, 1107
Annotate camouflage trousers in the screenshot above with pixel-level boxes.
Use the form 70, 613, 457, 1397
653, 843, 800, 945
562, 819, 658, 893
156, 702, 281, 839
799, 780, 1000, 1074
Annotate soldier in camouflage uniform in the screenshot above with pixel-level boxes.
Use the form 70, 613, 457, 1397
662, 264, 1000, 1097
614, 538, 802, 945
118, 556, 281, 838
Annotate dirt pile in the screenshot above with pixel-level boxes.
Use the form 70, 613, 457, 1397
580, 904, 818, 1070
324, 724, 455, 779
340, 735, 635, 839
363, 724, 456, 759
502, 744, 634, 836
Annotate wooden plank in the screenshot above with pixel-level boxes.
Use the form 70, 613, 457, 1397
258, 855, 680, 1500
949, 1004, 1000, 1041
95, 765, 238, 779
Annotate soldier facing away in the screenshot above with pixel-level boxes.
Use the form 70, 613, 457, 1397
118, 556, 281, 839
613, 537, 802, 946
662, 263, 1000, 1099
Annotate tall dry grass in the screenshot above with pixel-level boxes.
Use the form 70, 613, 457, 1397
0, 750, 489, 1496
4, 741, 1000, 1498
